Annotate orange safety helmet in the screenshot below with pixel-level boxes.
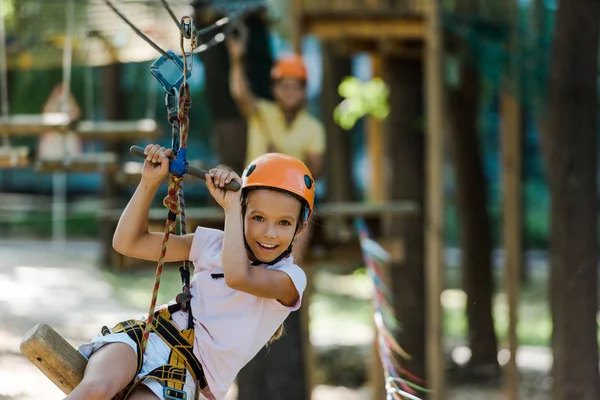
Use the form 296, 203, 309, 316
242, 153, 315, 220
270, 55, 308, 82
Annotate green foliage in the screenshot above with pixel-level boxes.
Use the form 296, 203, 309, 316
333, 76, 390, 130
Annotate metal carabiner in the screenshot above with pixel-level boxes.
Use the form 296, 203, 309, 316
180, 16, 197, 80
150, 50, 190, 94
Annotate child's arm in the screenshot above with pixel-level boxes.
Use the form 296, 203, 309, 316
227, 35, 257, 119
206, 169, 300, 307
112, 144, 194, 263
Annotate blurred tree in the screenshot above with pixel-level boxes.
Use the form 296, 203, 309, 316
542, 0, 600, 398
383, 56, 426, 384
445, 0, 500, 380
321, 43, 355, 202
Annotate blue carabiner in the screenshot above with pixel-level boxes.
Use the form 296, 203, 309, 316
150, 50, 191, 93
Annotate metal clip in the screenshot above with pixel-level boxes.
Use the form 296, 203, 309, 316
150, 50, 191, 93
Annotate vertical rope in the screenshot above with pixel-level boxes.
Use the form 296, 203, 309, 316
178, 82, 191, 149
140, 177, 182, 353
140, 66, 192, 354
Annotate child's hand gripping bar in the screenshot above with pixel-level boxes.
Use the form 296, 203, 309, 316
129, 145, 241, 191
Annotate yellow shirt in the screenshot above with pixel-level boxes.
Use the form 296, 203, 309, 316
246, 99, 326, 166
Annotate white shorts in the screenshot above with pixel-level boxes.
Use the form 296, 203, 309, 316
78, 328, 197, 399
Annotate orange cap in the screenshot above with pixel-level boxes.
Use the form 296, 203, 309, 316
242, 153, 315, 216
270, 55, 307, 82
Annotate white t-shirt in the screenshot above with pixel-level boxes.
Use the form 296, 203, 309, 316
168, 226, 307, 400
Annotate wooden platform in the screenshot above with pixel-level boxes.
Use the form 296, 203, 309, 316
0, 113, 74, 135
0, 115, 159, 140
76, 119, 159, 141
0, 146, 30, 168
35, 152, 119, 173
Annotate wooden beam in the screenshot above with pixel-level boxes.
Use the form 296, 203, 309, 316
20, 324, 86, 395
302, 18, 426, 41
0, 113, 74, 135
424, 0, 446, 397
291, 0, 303, 53
35, 152, 118, 173
501, 92, 522, 400
331, 38, 424, 58
377, 39, 424, 58
102, 200, 420, 222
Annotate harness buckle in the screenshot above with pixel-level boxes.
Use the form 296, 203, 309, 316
164, 387, 187, 400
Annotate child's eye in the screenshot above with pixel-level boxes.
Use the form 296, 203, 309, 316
252, 215, 264, 222
279, 220, 291, 226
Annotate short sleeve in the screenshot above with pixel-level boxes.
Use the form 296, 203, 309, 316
268, 263, 307, 312
189, 226, 224, 267
306, 120, 326, 155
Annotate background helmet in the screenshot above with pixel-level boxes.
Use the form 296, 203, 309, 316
270, 55, 307, 82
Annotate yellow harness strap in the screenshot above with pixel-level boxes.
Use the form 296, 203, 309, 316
104, 307, 206, 400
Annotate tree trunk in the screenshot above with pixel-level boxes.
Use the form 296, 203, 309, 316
543, 1, 600, 398
383, 56, 426, 384
235, 310, 307, 400
447, 61, 499, 374
100, 63, 124, 267
320, 43, 354, 203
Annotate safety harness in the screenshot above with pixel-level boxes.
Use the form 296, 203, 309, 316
104, 304, 207, 400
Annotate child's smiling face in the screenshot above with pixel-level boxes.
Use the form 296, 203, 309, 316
243, 189, 303, 263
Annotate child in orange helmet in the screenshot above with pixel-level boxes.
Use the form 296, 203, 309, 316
226, 31, 325, 181
66, 145, 312, 400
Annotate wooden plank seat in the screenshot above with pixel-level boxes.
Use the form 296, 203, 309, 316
0, 146, 30, 168
20, 324, 86, 395
0, 113, 74, 135
35, 152, 119, 173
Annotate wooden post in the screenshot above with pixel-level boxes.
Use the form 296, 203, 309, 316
424, 0, 445, 398
501, 1, 523, 397
367, 53, 386, 203
291, 0, 302, 54
20, 324, 87, 394
501, 93, 522, 400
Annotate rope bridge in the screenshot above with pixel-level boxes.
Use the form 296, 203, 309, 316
355, 218, 429, 400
